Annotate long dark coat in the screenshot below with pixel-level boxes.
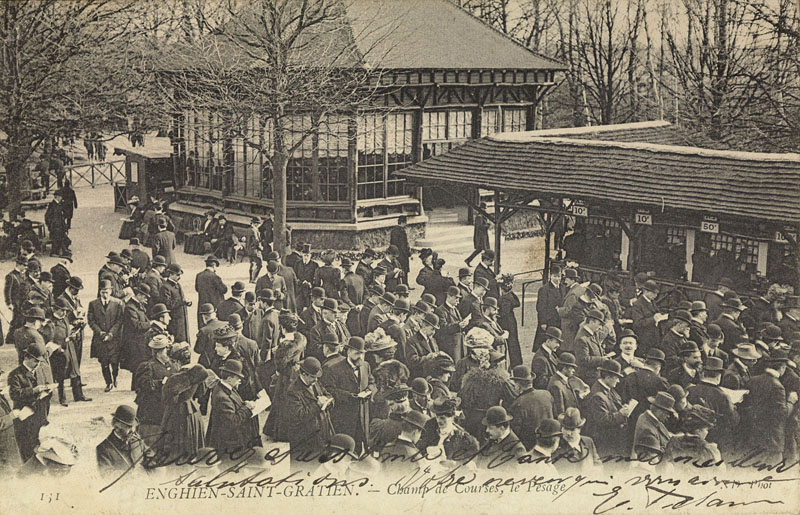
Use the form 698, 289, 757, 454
321, 356, 376, 450
583, 381, 628, 457
534, 281, 563, 347
151, 229, 177, 265
121, 298, 151, 373
8, 365, 49, 462
195, 269, 227, 321
499, 291, 522, 368
631, 296, 661, 353
617, 367, 669, 446
435, 302, 464, 363
314, 265, 342, 300
459, 366, 515, 439
88, 297, 125, 364
96, 432, 147, 474
686, 380, 739, 454
739, 372, 788, 462
262, 337, 306, 441
50, 316, 80, 380
160, 279, 189, 343
389, 226, 411, 276
473, 213, 490, 251
134, 357, 179, 426
206, 382, 260, 453
0, 393, 22, 471
159, 367, 207, 458
508, 387, 555, 450
285, 377, 335, 459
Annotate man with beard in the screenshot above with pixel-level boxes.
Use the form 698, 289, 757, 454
308, 298, 350, 362
369, 384, 412, 453
666, 342, 703, 388
322, 337, 376, 454
547, 352, 580, 417
96, 405, 149, 474
285, 357, 335, 466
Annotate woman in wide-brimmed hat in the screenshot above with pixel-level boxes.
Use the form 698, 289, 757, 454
663, 404, 721, 469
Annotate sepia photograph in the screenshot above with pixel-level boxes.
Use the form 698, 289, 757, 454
0, 0, 798, 513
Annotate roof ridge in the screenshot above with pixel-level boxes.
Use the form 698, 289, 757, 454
445, 0, 566, 69
492, 120, 673, 139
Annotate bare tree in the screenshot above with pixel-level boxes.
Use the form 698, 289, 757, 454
0, 0, 151, 217
156, 0, 396, 256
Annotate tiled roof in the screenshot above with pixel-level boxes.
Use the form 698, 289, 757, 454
510, 121, 695, 146
398, 131, 800, 223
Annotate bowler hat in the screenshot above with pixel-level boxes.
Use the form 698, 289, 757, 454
340, 257, 352, 268
311, 287, 325, 298
707, 324, 723, 340
67, 276, 84, 290
205, 255, 220, 266
768, 349, 792, 364
372, 265, 387, 277
151, 303, 169, 318
322, 298, 339, 312
421, 293, 437, 307
587, 283, 603, 298
26, 259, 41, 272
119, 249, 133, 260
394, 284, 409, 296
53, 297, 71, 311
133, 284, 151, 297
536, 418, 562, 437
258, 289, 275, 301
244, 291, 256, 303
39, 271, 52, 283
410, 377, 432, 396
419, 248, 433, 261
220, 359, 245, 378
667, 384, 688, 402
558, 352, 578, 368
166, 263, 183, 275
431, 395, 460, 416
642, 280, 659, 293
618, 328, 637, 342
199, 303, 215, 315
482, 406, 513, 426
266, 251, 280, 261
387, 245, 400, 256
24, 341, 47, 360
380, 292, 397, 305
393, 298, 410, 313
148, 334, 172, 350
672, 310, 693, 324
231, 281, 246, 293
544, 326, 563, 342
24, 307, 46, 320
432, 353, 456, 373
212, 324, 238, 341
564, 268, 579, 280
421, 312, 440, 329
98, 279, 113, 291
647, 392, 677, 416
558, 408, 585, 430
676, 300, 692, 312
402, 410, 429, 431
267, 261, 279, 273
721, 297, 746, 310
299, 357, 323, 378
690, 301, 707, 313
679, 341, 701, 355
411, 300, 431, 314
105, 251, 118, 259
762, 324, 783, 342
152, 255, 167, 267
584, 308, 604, 322
321, 332, 340, 346
718, 277, 734, 289
482, 249, 495, 261
346, 336, 366, 352
228, 314, 243, 330
111, 405, 138, 426
482, 296, 499, 309
384, 384, 411, 401
511, 365, 533, 382
458, 267, 471, 278
446, 285, 462, 298
368, 283, 385, 296
597, 359, 624, 378
473, 277, 489, 289
732, 343, 762, 360
327, 434, 357, 458
704, 356, 725, 372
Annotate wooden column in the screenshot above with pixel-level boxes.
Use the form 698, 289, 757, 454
685, 229, 696, 281
620, 230, 630, 272
412, 107, 424, 214
494, 189, 502, 274
468, 105, 483, 225
543, 212, 552, 277
757, 241, 769, 276
347, 116, 358, 224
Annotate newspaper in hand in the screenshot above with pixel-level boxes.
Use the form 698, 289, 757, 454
16, 406, 35, 421
719, 386, 748, 405
248, 390, 272, 417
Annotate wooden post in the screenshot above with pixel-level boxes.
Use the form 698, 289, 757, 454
543, 212, 551, 278
468, 105, 483, 225
685, 229, 696, 281
620, 231, 630, 272
347, 116, 358, 224
493, 189, 502, 274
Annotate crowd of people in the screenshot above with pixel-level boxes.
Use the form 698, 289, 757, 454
1, 205, 799, 478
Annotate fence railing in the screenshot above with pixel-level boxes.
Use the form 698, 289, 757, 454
65, 159, 125, 188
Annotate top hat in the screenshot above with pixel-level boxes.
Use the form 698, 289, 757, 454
511, 365, 533, 382
421, 312, 440, 329
220, 359, 245, 378
151, 303, 169, 318
133, 283, 151, 297
482, 406, 513, 426
346, 336, 366, 352
299, 243, 311, 254
148, 334, 172, 350
618, 328, 638, 342
431, 395, 460, 416
558, 352, 578, 368
482, 296, 499, 309
647, 392, 677, 416
584, 308, 605, 323
446, 285, 462, 298
672, 310, 693, 324
205, 255, 220, 266
558, 407, 586, 430
98, 279, 113, 291
402, 410, 429, 431
231, 281, 246, 293
299, 357, 323, 378
544, 326, 563, 342
564, 268, 579, 280
67, 276, 84, 290
690, 301, 707, 313
536, 418, 563, 437
473, 277, 489, 289
704, 356, 725, 372
410, 377, 432, 396
597, 359, 624, 378
111, 405, 138, 426
322, 298, 339, 312
199, 303, 215, 315
152, 255, 167, 266
732, 343, 762, 360
642, 280, 660, 293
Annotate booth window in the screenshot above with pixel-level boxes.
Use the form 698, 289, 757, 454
318, 114, 349, 202
387, 112, 413, 197
422, 109, 472, 158
357, 113, 386, 200
481, 106, 527, 136
286, 115, 314, 201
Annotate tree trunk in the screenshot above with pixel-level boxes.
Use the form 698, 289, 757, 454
5, 135, 32, 220
271, 151, 288, 258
